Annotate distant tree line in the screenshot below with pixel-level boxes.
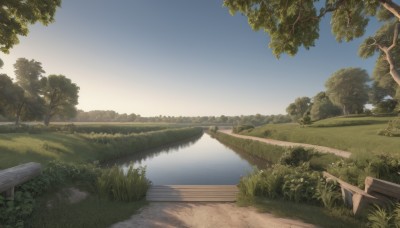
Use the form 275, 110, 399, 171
0, 58, 79, 126
286, 67, 400, 123
70, 110, 291, 126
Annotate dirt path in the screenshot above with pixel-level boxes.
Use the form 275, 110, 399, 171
220, 130, 351, 158
111, 202, 316, 228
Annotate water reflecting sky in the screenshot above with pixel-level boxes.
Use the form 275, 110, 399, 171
114, 133, 256, 185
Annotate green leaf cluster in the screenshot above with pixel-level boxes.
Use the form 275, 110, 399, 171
0, 0, 61, 53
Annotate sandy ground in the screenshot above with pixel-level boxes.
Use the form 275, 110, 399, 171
111, 202, 316, 228
219, 130, 351, 158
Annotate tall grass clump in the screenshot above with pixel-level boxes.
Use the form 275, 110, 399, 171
367, 203, 400, 228
315, 181, 342, 209
98, 164, 150, 201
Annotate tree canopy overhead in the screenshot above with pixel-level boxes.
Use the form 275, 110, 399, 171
0, 0, 61, 53
224, 0, 400, 86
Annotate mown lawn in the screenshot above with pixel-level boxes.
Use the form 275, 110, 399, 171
243, 116, 400, 158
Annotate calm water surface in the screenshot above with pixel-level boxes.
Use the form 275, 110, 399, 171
111, 133, 261, 185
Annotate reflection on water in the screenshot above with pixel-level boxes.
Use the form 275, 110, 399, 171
105, 133, 203, 167
111, 133, 262, 185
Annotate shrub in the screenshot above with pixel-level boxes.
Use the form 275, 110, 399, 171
97, 165, 150, 201
233, 124, 254, 133
208, 125, 219, 133
328, 155, 400, 188
378, 118, 400, 137
279, 147, 313, 166
239, 164, 322, 204
0, 161, 101, 227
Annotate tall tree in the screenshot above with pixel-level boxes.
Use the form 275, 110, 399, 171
0, 74, 24, 119
286, 96, 311, 121
40, 75, 79, 126
223, 0, 400, 87
325, 68, 370, 115
13, 58, 45, 125
0, 0, 61, 53
369, 81, 398, 113
310, 92, 341, 121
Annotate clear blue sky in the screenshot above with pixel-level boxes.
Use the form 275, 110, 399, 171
0, 0, 380, 116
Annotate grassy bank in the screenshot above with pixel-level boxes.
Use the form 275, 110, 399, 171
211, 131, 340, 170
0, 126, 203, 168
243, 116, 400, 158
210, 131, 285, 164
0, 125, 203, 227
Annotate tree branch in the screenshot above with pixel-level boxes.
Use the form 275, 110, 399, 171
317, 0, 346, 18
377, 22, 400, 86
379, 0, 400, 20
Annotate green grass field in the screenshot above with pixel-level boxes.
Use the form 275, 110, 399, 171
243, 116, 400, 158
0, 125, 203, 169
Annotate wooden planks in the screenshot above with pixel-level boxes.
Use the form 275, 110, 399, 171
146, 185, 239, 202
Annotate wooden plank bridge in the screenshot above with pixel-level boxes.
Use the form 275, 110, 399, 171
146, 185, 239, 202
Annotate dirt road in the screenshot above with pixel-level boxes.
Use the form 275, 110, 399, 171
219, 130, 351, 158
111, 202, 316, 228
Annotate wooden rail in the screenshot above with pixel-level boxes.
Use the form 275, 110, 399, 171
146, 185, 239, 202
0, 162, 42, 199
323, 172, 382, 216
365, 176, 400, 200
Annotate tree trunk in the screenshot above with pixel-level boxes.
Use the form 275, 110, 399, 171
43, 114, 51, 126
14, 102, 24, 126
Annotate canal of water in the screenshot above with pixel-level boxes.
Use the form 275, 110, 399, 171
110, 133, 265, 185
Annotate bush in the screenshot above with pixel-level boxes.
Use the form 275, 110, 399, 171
208, 125, 219, 133
239, 164, 322, 204
279, 147, 313, 166
233, 124, 254, 133
328, 155, 400, 188
378, 118, 400, 137
0, 161, 101, 227
97, 165, 150, 201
